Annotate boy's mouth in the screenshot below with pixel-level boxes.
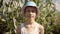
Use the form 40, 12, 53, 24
28, 16, 34, 18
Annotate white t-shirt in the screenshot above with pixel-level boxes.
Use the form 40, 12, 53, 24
20, 22, 40, 34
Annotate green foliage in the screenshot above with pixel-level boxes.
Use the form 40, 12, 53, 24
0, 0, 60, 34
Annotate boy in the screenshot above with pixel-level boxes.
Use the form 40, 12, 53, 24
17, 1, 44, 34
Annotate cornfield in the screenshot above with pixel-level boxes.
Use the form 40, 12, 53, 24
0, 0, 60, 34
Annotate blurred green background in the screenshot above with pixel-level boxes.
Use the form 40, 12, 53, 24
0, 0, 60, 34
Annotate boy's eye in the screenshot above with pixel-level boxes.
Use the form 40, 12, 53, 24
27, 10, 30, 12
32, 10, 35, 13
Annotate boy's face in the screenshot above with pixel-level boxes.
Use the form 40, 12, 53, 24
25, 7, 37, 20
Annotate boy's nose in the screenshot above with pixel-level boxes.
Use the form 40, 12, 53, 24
29, 11, 33, 14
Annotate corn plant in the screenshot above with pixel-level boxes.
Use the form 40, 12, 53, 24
0, 0, 60, 34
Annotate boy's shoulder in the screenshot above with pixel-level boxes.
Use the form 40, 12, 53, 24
36, 23, 44, 29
